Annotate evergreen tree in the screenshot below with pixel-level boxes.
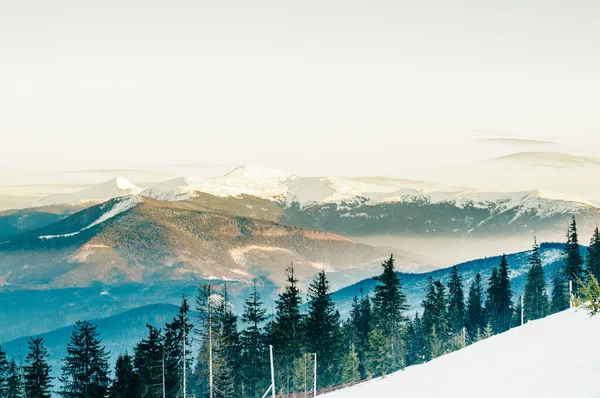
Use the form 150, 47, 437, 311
578, 273, 600, 316
110, 352, 142, 398
58, 321, 111, 398
550, 267, 569, 314
465, 274, 486, 339
485, 266, 499, 331
193, 284, 215, 398
421, 278, 447, 360
213, 285, 241, 398
133, 324, 164, 398
164, 296, 194, 398
586, 227, 600, 283
305, 270, 343, 388
495, 254, 513, 333
483, 322, 494, 339
340, 345, 360, 385
523, 239, 549, 322
350, 292, 372, 380
24, 337, 53, 398
240, 282, 269, 398
369, 254, 408, 374
404, 313, 425, 366
564, 216, 584, 296
0, 345, 9, 397
269, 263, 304, 394
446, 266, 465, 335
6, 359, 24, 398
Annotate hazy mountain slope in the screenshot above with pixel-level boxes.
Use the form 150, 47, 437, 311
0, 204, 89, 241
0, 196, 392, 289
38, 177, 142, 206
330, 243, 570, 315
325, 308, 600, 398
1, 304, 182, 379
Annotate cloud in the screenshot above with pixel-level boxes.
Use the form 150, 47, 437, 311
476, 138, 557, 147
486, 151, 600, 169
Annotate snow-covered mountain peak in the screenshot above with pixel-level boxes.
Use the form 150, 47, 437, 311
37, 177, 142, 206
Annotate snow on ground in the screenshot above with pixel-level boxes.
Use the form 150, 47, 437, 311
38, 196, 141, 239
325, 308, 600, 398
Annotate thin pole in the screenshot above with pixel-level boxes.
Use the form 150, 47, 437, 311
313, 353, 317, 397
521, 295, 524, 325
569, 280, 573, 308
209, 287, 214, 398
162, 347, 166, 398
304, 354, 307, 398
270, 345, 276, 398
183, 309, 187, 398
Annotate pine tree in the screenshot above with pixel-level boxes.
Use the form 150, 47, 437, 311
446, 266, 465, 335
213, 285, 241, 398
240, 282, 269, 398
578, 273, 600, 316
58, 321, 111, 398
305, 270, 343, 388
6, 359, 24, 398
465, 274, 486, 339
193, 284, 215, 398
269, 263, 304, 394
24, 337, 53, 398
495, 254, 513, 333
485, 266, 499, 331
524, 239, 549, 322
369, 254, 408, 374
565, 216, 584, 296
550, 267, 569, 314
483, 322, 494, 339
164, 296, 194, 398
0, 345, 9, 397
404, 313, 425, 366
421, 278, 447, 360
340, 344, 360, 385
352, 292, 372, 379
110, 352, 142, 398
511, 296, 523, 328
586, 227, 600, 283
133, 324, 164, 398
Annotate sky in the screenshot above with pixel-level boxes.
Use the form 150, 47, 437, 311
1, 0, 599, 205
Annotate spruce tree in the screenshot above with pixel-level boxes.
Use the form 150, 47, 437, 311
586, 227, 600, 283
354, 293, 372, 379
110, 352, 142, 398
511, 296, 523, 328
550, 267, 569, 314
164, 296, 194, 398
24, 337, 53, 398
193, 284, 215, 398
485, 267, 499, 331
404, 313, 425, 366
58, 321, 111, 398
6, 359, 24, 398
133, 324, 164, 398
523, 239, 549, 322
305, 270, 343, 388
240, 282, 269, 398
369, 254, 408, 374
564, 216, 584, 296
213, 285, 241, 398
269, 263, 304, 394
421, 279, 447, 360
465, 274, 486, 339
446, 266, 465, 335
340, 344, 360, 385
495, 254, 513, 333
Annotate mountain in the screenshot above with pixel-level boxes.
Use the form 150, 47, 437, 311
37, 177, 142, 206
329, 243, 570, 315
0, 195, 393, 290
0, 204, 85, 241
325, 308, 600, 398
1, 303, 183, 379
138, 164, 600, 263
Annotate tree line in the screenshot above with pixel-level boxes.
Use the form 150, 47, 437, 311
1, 216, 600, 397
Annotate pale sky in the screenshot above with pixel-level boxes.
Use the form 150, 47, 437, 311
1, 1, 600, 202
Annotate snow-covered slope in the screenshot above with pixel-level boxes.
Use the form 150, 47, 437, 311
38, 177, 142, 206
326, 308, 600, 398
